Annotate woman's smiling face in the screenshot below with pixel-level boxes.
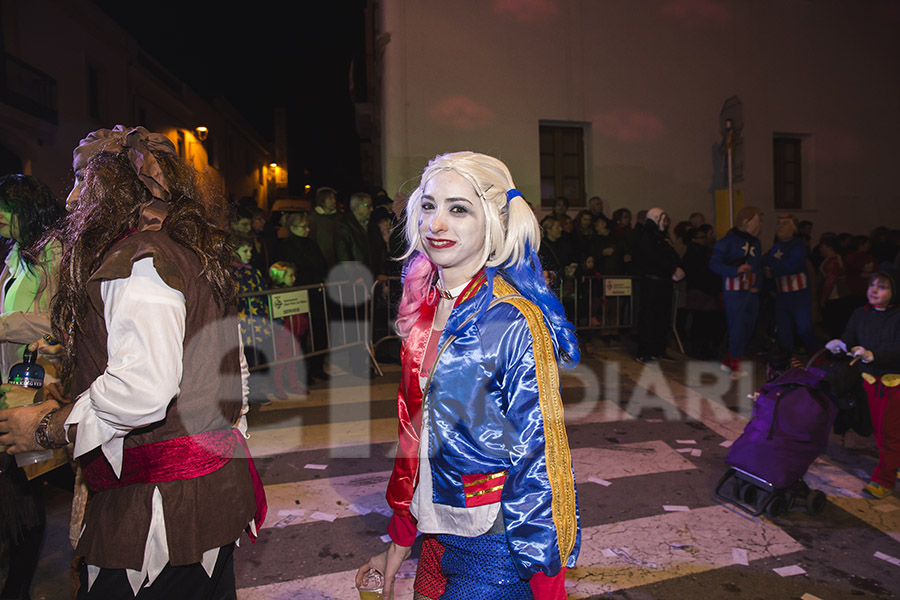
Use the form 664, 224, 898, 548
418, 170, 487, 288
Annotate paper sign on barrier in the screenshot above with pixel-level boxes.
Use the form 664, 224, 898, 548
604, 278, 632, 297
270, 290, 310, 319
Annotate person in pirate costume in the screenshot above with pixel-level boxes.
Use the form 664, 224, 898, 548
356, 152, 580, 599
0, 125, 266, 599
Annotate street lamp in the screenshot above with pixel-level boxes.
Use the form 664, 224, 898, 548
195, 126, 209, 141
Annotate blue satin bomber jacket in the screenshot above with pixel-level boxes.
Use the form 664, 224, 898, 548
386, 275, 580, 580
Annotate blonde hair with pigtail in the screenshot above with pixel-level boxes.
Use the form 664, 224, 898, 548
395, 151, 578, 367
400, 152, 540, 270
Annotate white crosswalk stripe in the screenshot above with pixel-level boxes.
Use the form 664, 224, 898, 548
253, 442, 697, 534
567, 505, 803, 597
238, 503, 804, 600
236, 356, 883, 597
573, 442, 696, 480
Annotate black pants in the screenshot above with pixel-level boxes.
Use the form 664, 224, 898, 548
305, 288, 330, 380
637, 278, 674, 358
0, 458, 73, 600
688, 309, 726, 359
76, 543, 236, 600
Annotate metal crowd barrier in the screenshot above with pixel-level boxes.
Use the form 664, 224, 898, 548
559, 274, 681, 351
556, 275, 636, 332
370, 276, 402, 363
238, 273, 681, 375
366, 275, 641, 366
236, 278, 377, 373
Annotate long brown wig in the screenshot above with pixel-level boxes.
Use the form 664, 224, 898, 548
51, 150, 235, 381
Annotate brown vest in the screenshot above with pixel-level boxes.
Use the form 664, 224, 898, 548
73, 229, 256, 569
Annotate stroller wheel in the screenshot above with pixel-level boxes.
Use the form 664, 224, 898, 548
765, 494, 787, 517
792, 480, 811, 496
806, 490, 827, 514
738, 482, 759, 506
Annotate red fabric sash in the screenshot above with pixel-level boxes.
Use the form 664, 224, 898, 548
81, 429, 267, 538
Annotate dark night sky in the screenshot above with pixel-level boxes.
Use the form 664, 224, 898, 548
91, 1, 366, 197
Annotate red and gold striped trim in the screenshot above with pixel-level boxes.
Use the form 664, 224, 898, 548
462, 471, 507, 507
453, 271, 488, 307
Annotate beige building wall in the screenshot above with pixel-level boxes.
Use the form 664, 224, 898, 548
380, 0, 900, 239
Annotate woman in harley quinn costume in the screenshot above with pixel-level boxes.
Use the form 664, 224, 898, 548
357, 152, 580, 599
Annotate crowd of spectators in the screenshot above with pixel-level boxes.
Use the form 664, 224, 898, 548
230, 186, 900, 388
535, 195, 900, 368
229, 187, 399, 397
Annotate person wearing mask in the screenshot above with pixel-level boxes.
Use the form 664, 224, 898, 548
763, 214, 820, 357
709, 206, 763, 379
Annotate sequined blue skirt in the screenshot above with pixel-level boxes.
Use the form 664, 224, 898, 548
414, 533, 532, 600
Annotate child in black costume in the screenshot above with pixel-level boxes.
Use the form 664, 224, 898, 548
826, 263, 900, 499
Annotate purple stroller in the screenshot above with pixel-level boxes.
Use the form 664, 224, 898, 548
714, 352, 839, 517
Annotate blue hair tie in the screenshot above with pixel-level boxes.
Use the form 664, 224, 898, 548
506, 188, 523, 204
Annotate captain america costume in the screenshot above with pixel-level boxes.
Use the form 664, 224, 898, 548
709, 227, 762, 366
385, 272, 579, 599
763, 235, 820, 354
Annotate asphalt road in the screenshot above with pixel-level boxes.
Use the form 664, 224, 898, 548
16, 345, 900, 599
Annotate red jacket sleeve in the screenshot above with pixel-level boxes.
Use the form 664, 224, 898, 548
387, 511, 417, 546
529, 568, 568, 599
384, 307, 432, 543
